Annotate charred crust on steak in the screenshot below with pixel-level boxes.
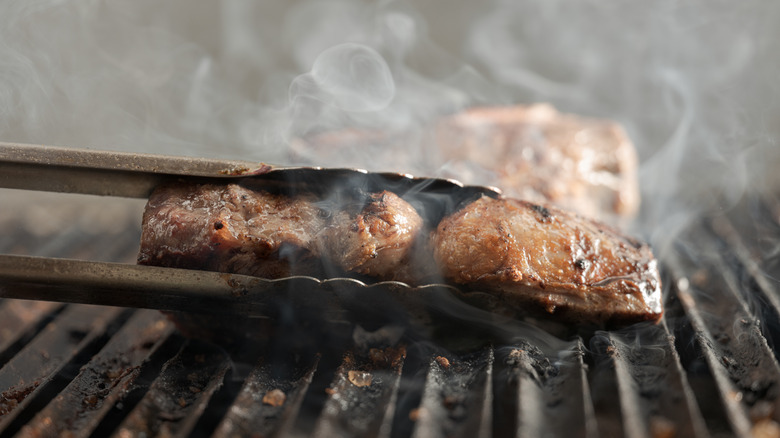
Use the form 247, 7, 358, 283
529, 203, 554, 222
320, 190, 425, 281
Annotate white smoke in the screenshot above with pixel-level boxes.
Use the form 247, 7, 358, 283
465, 0, 780, 243
1, 0, 779, 252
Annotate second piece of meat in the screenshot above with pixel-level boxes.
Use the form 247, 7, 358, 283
431, 195, 662, 326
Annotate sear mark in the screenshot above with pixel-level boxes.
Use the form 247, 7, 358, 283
529, 204, 553, 223
574, 259, 590, 270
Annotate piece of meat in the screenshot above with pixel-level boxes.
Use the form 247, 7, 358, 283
433, 104, 640, 223
290, 104, 639, 223
319, 191, 424, 282
431, 195, 662, 326
137, 183, 326, 278
138, 180, 660, 330
138, 183, 424, 282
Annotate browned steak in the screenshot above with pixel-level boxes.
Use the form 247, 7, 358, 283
431, 195, 662, 326
319, 190, 424, 282
138, 183, 424, 282
137, 183, 326, 278
433, 104, 639, 223
291, 104, 639, 223
139, 181, 661, 329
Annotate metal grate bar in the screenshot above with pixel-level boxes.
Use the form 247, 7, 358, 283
673, 226, 780, 428
574, 339, 598, 438
699, 221, 776, 319
110, 340, 231, 438
709, 215, 780, 340
675, 281, 754, 437
606, 325, 709, 438
0, 305, 126, 433
0, 301, 63, 365
604, 336, 646, 438
752, 195, 780, 279
511, 345, 553, 437
312, 346, 407, 438
212, 354, 320, 438
478, 349, 494, 438
410, 347, 494, 438
506, 339, 597, 438
590, 336, 630, 437
14, 310, 173, 438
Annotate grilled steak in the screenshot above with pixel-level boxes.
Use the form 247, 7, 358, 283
433, 104, 639, 223
138, 181, 661, 330
138, 183, 424, 282
291, 104, 639, 223
319, 190, 424, 282
431, 195, 662, 326
138, 183, 326, 278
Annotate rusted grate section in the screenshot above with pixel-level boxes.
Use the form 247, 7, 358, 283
213, 354, 320, 438
597, 326, 707, 438
16, 310, 173, 438
110, 340, 231, 438
312, 346, 406, 438
0, 305, 129, 433
409, 347, 494, 438
667, 206, 780, 437
709, 212, 780, 353
666, 195, 780, 437
0, 301, 63, 367
492, 339, 596, 438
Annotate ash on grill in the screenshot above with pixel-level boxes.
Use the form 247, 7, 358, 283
2, 191, 780, 438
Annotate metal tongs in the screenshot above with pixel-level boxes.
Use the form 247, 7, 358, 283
0, 142, 502, 321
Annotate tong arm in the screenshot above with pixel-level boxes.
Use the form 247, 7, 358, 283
0, 142, 270, 198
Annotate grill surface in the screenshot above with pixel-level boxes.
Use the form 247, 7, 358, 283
1, 191, 780, 437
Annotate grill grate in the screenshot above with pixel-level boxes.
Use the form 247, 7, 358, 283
19, 310, 174, 437
2, 193, 780, 437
